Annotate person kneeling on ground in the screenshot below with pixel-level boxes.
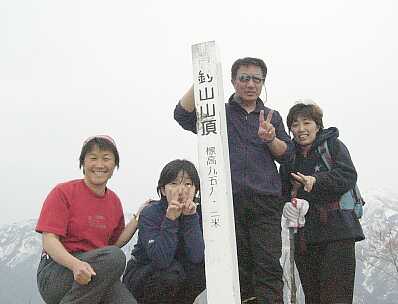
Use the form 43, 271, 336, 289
36, 135, 139, 304
123, 159, 206, 304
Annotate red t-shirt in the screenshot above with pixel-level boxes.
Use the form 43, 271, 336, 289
36, 179, 125, 253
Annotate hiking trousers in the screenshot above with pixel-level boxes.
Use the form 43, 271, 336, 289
37, 246, 137, 304
295, 239, 356, 304
234, 193, 284, 304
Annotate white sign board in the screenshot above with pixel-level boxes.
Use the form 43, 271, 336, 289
192, 41, 240, 304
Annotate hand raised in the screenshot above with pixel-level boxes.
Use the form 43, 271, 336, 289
291, 172, 316, 192
290, 180, 302, 198
258, 110, 276, 142
182, 186, 197, 216
165, 185, 183, 220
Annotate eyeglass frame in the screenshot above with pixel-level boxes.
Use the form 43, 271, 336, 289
237, 73, 265, 84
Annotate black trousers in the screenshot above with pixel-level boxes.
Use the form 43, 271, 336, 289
295, 239, 356, 304
123, 259, 205, 304
234, 194, 284, 304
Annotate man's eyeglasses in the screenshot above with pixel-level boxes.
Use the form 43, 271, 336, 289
238, 74, 265, 84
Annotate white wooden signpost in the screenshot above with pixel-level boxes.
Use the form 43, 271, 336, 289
191, 41, 241, 304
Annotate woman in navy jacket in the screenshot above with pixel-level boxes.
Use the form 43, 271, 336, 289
280, 102, 364, 304
123, 159, 205, 304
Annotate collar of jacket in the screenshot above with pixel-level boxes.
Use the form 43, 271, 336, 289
159, 198, 168, 209
228, 93, 265, 114
294, 127, 339, 155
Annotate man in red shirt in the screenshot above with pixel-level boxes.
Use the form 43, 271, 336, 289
36, 135, 138, 304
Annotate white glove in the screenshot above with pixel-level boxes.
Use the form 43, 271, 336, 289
283, 198, 309, 228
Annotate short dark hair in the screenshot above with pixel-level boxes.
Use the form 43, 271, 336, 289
231, 57, 267, 81
286, 102, 324, 132
79, 137, 120, 169
156, 159, 200, 198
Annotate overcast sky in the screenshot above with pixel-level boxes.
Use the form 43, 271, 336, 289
1, 0, 397, 225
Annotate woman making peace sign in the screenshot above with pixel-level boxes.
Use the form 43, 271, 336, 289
280, 102, 364, 304
123, 159, 206, 304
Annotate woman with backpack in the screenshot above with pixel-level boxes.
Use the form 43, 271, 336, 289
36, 135, 141, 304
280, 102, 365, 304
123, 159, 206, 304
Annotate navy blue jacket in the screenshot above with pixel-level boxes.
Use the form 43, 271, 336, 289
174, 94, 294, 197
280, 127, 365, 244
131, 199, 204, 269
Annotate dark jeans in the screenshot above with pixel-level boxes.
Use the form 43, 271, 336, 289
37, 246, 137, 304
295, 239, 356, 304
234, 193, 284, 304
123, 259, 205, 304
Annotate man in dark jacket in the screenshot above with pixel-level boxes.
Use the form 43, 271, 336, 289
174, 57, 294, 303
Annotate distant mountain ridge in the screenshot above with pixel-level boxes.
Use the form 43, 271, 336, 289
1, 189, 397, 303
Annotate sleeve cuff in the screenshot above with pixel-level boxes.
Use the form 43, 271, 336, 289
161, 217, 180, 229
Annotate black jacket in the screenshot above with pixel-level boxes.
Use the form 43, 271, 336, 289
280, 127, 365, 244
174, 94, 294, 197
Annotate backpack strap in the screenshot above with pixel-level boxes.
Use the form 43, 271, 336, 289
317, 140, 364, 204
317, 140, 334, 170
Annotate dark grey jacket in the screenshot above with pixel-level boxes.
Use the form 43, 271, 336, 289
280, 127, 365, 243
174, 94, 294, 197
